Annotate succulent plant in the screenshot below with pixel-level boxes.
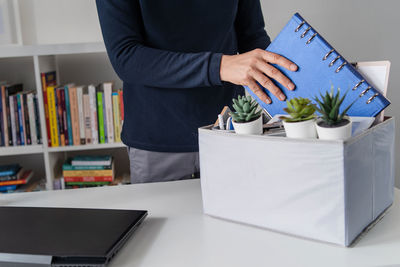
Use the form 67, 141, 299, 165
314, 86, 355, 126
279, 97, 316, 122
230, 95, 262, 123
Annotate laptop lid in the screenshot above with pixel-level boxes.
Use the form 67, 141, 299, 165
0, 206, 147, 266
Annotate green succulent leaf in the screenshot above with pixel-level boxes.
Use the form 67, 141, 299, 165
281, 97, 316, 122
230, 95, 261, 123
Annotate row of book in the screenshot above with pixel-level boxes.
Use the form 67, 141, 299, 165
0, 83, 42, 146
61, 155, 115, 189
42, 71, 124, 147
0, 164, 39, 193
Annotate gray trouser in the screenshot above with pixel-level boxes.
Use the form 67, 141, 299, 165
128, 147, 200, 184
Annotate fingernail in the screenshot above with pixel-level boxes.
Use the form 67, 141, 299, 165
290, 64, 298, 71
288, 83, 295, 90
265, 98, 271, 104
279, 94, 286, 101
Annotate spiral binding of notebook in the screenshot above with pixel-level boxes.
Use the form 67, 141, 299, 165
244, 13, 391, 118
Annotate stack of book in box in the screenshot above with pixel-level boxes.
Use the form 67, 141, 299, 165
62, 156, 114, 189
0, 164, 35, 193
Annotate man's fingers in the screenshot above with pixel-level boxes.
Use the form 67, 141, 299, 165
262, 51, 298, 72
257, 61, 295, 91
251, 70, 286, 101
247, 78, 271, 104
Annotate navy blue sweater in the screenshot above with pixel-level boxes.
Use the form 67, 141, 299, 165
96, 0, 270, 152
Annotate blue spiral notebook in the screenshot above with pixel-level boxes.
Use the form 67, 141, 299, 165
245, 13, 390, 118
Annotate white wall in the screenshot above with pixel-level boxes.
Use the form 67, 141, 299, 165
18, 0, 102, 45
16, 0, 400, 186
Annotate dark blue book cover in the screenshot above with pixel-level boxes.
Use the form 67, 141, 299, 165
0, 89, 3, 146
16, 94, 25, 146
33, 95, 42, 144
0, 164, 21, 177
0, 184, 17, 192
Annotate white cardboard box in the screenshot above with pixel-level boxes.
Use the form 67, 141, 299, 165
199, 117, 395, 246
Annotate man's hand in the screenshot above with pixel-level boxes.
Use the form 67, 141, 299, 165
220, 49, 298, 104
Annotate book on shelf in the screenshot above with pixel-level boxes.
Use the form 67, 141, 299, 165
0, 84, 42, 147
64, 84, 74, 146
41, 78, 123, 147
61, 155, 115, 189
41, 71, 57, 147
0, 167, 24, 182
63, 176, 113, 183
47, 85, 59, 147
71, 155, 113, 166
66, 181, 111, 186
0, 170, 33, 186
0, 164, 21, 177
0, 163, 34, 192
76, 85, 86, 145
0, 184, 18, 192
96, 88, 106, 144
62, 162, 112, 170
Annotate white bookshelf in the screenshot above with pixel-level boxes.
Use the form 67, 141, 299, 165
0, 42, 129, 190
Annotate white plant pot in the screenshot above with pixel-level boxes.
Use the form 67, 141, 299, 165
316, 118, 352, 140
232, 116, 263, 135
282, 119, 317, 139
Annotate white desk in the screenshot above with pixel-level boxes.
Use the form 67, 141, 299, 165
1, 180, 399, 267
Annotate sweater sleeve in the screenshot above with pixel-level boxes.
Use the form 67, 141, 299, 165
234, 0, 271, 53
96, 0, 222, 88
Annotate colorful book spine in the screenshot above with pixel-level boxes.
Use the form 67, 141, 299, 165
0, 185, 17, 192
118, 89, 124, 124
62, 164, 111, 170
0, 87, 4, 146
77, 86, 86, 145
112, 92, 121, 142
63, 176, 113, 183
22, 93, 31, 145
47, 86, 59, 147
88, 85, 98, 144
33, 95, 42, 144
102, 91, 107, 143
54, 87, 62, 146
9, 95, 16, 146
27, 93, 37, 145
97, 91, 105, 144
41, 73, 51, 147
41, 71, 56, 146
16, 94, 25, 146
0, 170, 32, 186
83, 94, 92, 144
13, 95, 21, 146
60, 89, 68, 146
103, 82, 114, 143
1, 86, 9, 146
65, 181, 111, 186
63, 169, 113, 177
69, 86, 80, 146
64, 85, 73, 146
56, 88, 65, 146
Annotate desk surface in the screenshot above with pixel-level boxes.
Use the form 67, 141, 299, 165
1, 180, 399, 267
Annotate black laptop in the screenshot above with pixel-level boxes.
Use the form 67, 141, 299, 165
0, 206, 147, 266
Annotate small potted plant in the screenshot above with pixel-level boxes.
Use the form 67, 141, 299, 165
314, 87, 355, 140
279, 97, 317, 138
230, 95, 263, 135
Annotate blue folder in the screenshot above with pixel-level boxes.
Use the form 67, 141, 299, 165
245, 13, 390, 117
